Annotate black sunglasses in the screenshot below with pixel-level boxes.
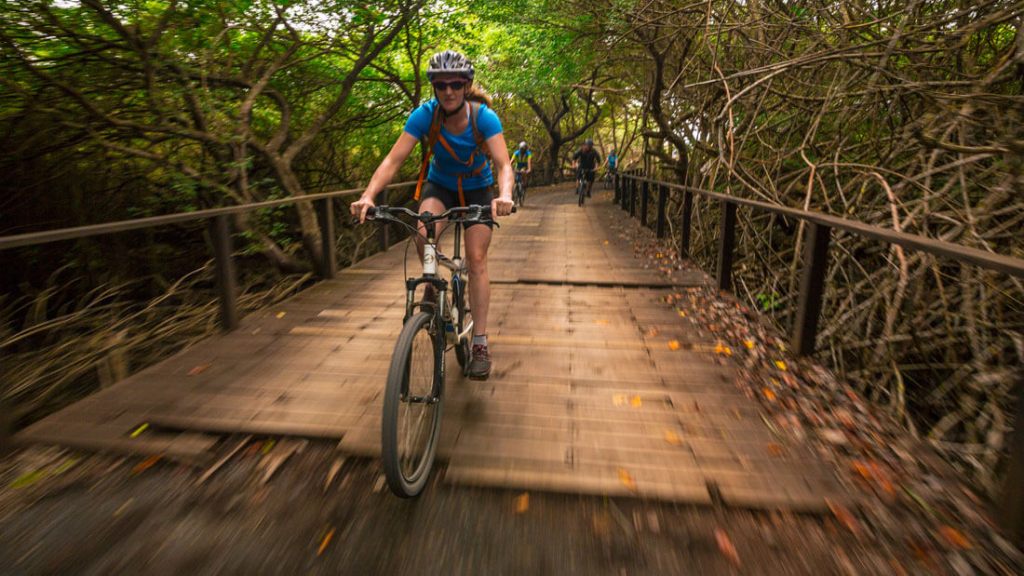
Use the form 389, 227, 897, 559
433, 80, 467, 92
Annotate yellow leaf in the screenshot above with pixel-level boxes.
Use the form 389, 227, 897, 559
763, 388, 777, 402
646, 328, 659, 337
318, 527, 335, 556
617, 468, 637, 492
276, 311, 286, 319
630, 395, 642, 408
714, 342, 732, 356
663, 430, 682, 446
613, 394, 627, 406
743, 340, 755, 349
774, 360, 787, 371
595, 319, 609, 325
603, 240, 609, 245
129, 423, 149, 438
515, 493, 530, 514
667, 340, 681, 351
677, 310, 687, 318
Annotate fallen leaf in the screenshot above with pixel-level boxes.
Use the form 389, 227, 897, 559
744, 340, 755, 349
595, 319, 610, 325
318, 527, 335, 556
129, 423, 149, 438
714, 342, 733, 356
132, 455, 162, 475
668, 340, 681, 351
373, 475, 386, 493
715, 528, 741, 568
767, 443, 784, 457
276, 311, 286, 318
939, 526, 972, 550
324, 457, 345, 493
774, 360, 787, 371
646, 328, 659, 337
617, 468, 637, 492
663, 430, 682, 446
515, 492, 529, 514
613, 394, 627, 406
188, 364, 210, 376
677, 310, 687, 318
763, 388, 777, 402
603, 240, 609, 245
630, 395, 642, 408
826, 499, 860, 536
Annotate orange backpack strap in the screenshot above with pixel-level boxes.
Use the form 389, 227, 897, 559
414, 104, 444, 201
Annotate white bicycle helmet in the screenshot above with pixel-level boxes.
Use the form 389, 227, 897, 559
518, 141, 527, 150
426, 50, 475, 81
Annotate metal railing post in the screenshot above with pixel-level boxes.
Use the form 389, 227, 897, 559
640, 179, 649, 227
792, 223, 831, 355
629, 175, 637, 218
318, 198, 337, 279
209, 215, 239, 331
716, 200, 737, 291
656, 184, 667, 238
681, 191, 693, 257
1001, 381, 1024, 544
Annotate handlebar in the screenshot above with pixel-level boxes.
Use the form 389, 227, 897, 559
364, 204, 514, 226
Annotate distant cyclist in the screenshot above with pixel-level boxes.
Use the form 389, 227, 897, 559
511, 141, 532, 199
572, 138, 601, 198
605, 148, 618, 179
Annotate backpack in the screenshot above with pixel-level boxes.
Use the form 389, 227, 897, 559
414, 100, 490, 206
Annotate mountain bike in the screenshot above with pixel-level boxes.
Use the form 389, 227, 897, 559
513, 170, 526, 207
363, 204, 503, 497
576, 169, 593, 207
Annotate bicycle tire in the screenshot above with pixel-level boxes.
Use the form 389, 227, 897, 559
381, 311, 443, 497
452, 275, 472, 374
577, 180, 586, 206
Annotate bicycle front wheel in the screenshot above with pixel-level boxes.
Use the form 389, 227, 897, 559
578, 181, 586, 206
381, 311, 443, 497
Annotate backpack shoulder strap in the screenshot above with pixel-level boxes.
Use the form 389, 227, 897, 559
414, 103, 445, 201
469, 101, 489, 156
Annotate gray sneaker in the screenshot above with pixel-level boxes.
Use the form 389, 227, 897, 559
468, 344, 491, 380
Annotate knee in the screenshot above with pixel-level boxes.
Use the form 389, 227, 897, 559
468, 253, 488, 277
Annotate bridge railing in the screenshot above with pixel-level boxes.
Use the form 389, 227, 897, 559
614, 170, 1024, 541
0, 181, 417, 331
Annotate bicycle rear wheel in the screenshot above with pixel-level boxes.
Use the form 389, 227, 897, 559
381, 311, 443, 497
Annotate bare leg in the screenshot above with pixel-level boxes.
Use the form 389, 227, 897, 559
464, 224, 493, 336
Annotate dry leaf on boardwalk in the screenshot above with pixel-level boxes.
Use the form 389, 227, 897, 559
132, 455, 162, 475
187, 364, 210, 376
617, 468, 637, 492
317, 527, 335, 556
715, 528, 741, 568
668, 340, 681, 351
515, 493, 529, 514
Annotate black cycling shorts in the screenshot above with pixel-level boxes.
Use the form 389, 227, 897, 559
420, 180, 494, 229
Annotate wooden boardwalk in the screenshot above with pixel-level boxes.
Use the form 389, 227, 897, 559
17, 186, 847, 510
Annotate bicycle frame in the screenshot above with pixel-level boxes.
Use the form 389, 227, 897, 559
406, 219, 473, 345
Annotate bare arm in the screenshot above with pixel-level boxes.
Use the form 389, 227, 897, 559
351, 131, 420, 222
486, 132, 515, 217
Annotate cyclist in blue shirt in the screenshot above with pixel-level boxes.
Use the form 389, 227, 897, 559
511, 141, 532, 202
351, 51, 514, 380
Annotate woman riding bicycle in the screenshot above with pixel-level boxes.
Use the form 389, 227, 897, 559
351, 50, 514, 380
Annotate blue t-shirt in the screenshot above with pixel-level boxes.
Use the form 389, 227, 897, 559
608, 153, 618, 168
404, 99, 502, 190
512, 149, 532, 168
